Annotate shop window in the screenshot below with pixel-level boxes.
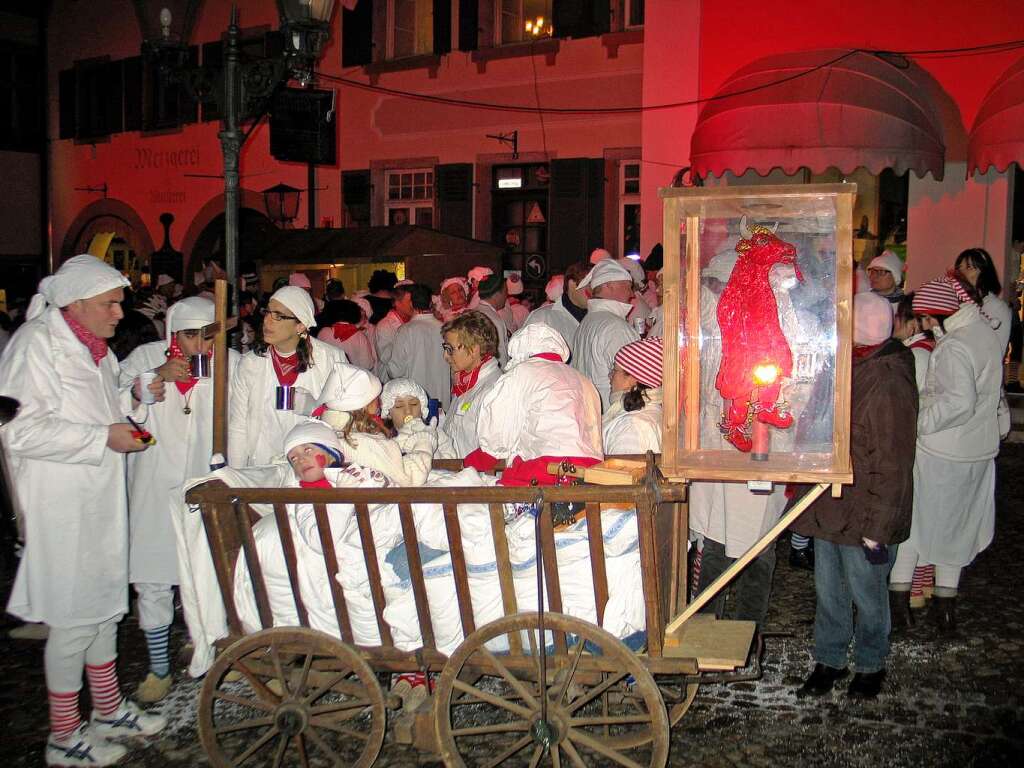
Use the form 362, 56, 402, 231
620, 161, 641, 259
386, 168, 435, 227
498, 0, 553, 44
626, 0, 644, 27
391, 0, 434, 58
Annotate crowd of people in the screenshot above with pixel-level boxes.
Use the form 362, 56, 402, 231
0, 236, 1012, 765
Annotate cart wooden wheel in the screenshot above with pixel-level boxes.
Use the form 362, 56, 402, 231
602, 680, 698, 750
198, 628, 385, 768
434, 612, 669, 767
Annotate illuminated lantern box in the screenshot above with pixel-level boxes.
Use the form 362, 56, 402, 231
660, 184, 856, 485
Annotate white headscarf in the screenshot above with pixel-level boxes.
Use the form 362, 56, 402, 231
576, 259, 632, 290
165, 296, 215, 346
27, 254, 130, 321
381, 378, 428, 420
270, 286, 317, 330
508, 323, 570, 363
315, 363, 383, 412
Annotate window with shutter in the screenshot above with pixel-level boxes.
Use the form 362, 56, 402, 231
552, 0, 610, 39
549, 158, 605, 270
385, 168, 435, 227
458, 0, 479, 51
0, 44, 42, 150
58, 68, 76, 140
497, 0, 552, 44
436, 163, 474, 238
123, 57, 144, 132
390, 0, 434, 59
342, 0, 374, 66
343, 170, 373, 227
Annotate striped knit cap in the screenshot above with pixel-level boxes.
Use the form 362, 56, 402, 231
614, 336, 664, 388
912, 277, 961, 317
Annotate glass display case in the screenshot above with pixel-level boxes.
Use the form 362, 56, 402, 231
660, 184, 855, 485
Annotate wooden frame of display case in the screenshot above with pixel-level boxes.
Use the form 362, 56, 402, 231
660, 184, 856, 486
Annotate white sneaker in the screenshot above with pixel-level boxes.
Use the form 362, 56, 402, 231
46, 723, 127, 766
91, 699, 167, 738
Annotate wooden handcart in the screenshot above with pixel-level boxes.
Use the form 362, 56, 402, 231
184, 454, 815, 768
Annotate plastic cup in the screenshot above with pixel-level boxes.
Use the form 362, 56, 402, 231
138, 371, 158, 404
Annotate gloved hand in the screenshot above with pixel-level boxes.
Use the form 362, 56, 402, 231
861, 538, 889, 565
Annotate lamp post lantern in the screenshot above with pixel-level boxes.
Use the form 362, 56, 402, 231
134, 0, 338, 295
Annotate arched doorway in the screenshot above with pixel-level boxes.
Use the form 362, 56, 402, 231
186, 208, 278, 289
61, 199, 156, 284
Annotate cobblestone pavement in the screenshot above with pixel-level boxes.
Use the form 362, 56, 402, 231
2, 447, 1024, 766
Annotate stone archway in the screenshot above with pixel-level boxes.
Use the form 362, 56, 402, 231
185, 207, 278, 289
61, 198, 156, 268
181, 189, 271, 278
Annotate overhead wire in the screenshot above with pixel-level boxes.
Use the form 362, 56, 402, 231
316, 37, 1024, 117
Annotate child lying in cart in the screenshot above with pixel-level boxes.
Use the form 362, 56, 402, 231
232, 422, 649, 659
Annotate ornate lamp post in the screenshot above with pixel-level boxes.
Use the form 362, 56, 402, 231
133, 0, 338, 295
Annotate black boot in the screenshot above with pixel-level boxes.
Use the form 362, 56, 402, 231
929, 595, 958, 637
796, 663, 849, 697
889, 590, 914, 635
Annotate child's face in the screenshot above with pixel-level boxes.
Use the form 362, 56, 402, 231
287, 443, 332, 482
389, 396, 422, 426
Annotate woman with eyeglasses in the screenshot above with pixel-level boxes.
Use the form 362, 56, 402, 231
888, 276, 1003, 637
438, 311, 503, 458
117, 297, 241, 704
228, 286, 348, 468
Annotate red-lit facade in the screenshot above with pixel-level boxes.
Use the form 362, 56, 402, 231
3, 0, 1021, 294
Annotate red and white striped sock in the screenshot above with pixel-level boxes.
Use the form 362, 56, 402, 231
48, 690, 81, 741
911, 565, 934, 599
85, 660, 122, 716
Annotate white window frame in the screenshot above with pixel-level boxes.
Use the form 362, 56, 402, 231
619, 160, 641, 259
625, 0, 645, 29
385, 168, 435, 228
388, 0, 433, 59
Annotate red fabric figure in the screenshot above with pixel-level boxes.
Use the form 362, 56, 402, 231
715, 219, 802, 452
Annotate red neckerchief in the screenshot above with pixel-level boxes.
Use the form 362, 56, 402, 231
61, 309, 107, 365
388, 309, 410, 325
271, 346, 300, 386
299, 478, 332, 489
168, 336, 199, 395
853, 342, 885, 359
332, 322, 359, 342
452, 354, 493, 397
532, 352, 563, 362
909, 337, 935, 352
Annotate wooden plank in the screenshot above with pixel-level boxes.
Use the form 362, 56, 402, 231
665, 483, 829, 634
537, 503, 567, 655
443, 503, 476, 637
311, 503, 355, 644
198, 496, 244, 637
661, 198, 681, 474
354, 502, 393, 646
654, 498, 678, 630
488, 503, 521, 655
272, 503, 309, 628
684, 214, 702, 459
212, 279, 228, 460
398, 502, 435, 651
663, 614, 756, 670
832, 188, 856, 481
234, 499, 273, 630
584, 503, 608, 627
635, 492, 664, 658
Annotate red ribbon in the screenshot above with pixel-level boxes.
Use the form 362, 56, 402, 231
299, 478, 332, 488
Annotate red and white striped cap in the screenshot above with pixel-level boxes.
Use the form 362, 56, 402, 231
614, 337, 664, 388
911, 277, 961, 317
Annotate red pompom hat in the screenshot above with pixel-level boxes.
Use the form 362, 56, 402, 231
614, 336, 664, 388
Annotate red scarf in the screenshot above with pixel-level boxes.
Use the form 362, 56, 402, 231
62, 310, 107, 366
452, 355, 493, 397
532, 352, 563, 362
299, 478, 332, 489
271, 346, 300, 386
168, 336, 199, 395
853, 342, 885, 360
332, 322, 360, 342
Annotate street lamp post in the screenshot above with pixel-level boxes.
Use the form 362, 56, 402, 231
134, 0, 337, 296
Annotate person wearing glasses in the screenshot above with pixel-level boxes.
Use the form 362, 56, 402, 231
228, 286, 347, 468
439, 310, 503, 457
865, 250, 906, 306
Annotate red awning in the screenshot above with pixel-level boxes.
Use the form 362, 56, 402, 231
968, 56, 1024, 176
691, 49, 945, 180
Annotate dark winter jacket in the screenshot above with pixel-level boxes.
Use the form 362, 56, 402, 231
791, 338, 918, 546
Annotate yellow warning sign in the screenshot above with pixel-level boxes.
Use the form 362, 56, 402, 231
526, 202, 546, 224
